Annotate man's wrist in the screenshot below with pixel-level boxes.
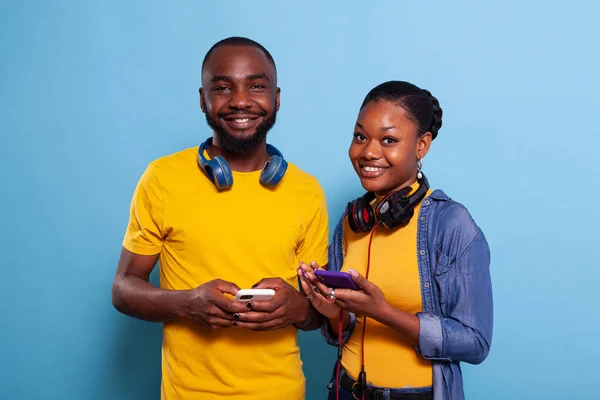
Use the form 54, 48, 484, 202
293, 298, 313, 329
175, 289, 195, 321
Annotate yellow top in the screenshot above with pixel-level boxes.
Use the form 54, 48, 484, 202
122, 146, 329, 400
341, 183, 433, 388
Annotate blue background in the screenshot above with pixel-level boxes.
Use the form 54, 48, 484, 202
1, 1, 599, 399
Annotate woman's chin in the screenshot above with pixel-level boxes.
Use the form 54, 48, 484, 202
359, 180, 388, 195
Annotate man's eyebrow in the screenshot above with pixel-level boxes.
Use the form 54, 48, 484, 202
210, 75, 233, 83
247, 73, 271, 82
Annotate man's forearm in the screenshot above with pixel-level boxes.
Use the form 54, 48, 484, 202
112, 275, 190, 322
295, 305, 324, 331
293, 297, 324, 331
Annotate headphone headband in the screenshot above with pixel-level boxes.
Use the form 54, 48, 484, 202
376, 175, 429, 229
346, 174, 430, 233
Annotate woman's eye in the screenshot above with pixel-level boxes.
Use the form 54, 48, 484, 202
353, 132, 366, 141
382, 137, 397, 144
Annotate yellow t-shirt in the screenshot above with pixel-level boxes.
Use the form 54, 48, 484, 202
341, 184, 433, 388
122, 146, 329, 400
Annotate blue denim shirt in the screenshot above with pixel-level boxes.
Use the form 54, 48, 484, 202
321, 189, 493, 400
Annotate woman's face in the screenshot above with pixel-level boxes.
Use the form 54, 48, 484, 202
349, 99, 432, 196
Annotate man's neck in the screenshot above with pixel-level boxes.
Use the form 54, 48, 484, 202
208, 137, 269, 172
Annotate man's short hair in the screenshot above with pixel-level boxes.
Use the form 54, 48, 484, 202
201, 37, 276, 72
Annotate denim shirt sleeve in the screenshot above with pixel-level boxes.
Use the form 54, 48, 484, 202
321, 312, 357, 346
320, 209, 358, 346
416, 229, 493, 365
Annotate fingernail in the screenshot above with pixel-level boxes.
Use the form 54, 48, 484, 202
247, 302, 253, 309
232, 321, 238, 326
310, 262, 316, 266
233, 313, 240, 319
349, 269, 358, 278
301, 270, 307, 278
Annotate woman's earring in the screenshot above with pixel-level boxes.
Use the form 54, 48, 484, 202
416, 158, 423, 179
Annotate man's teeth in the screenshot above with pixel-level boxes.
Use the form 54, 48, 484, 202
234, 118, 249, 123
363, 166, 383, 172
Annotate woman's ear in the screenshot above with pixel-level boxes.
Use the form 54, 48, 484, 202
416, 131, 433, 160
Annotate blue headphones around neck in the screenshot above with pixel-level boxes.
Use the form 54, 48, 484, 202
197, 137, 288, 190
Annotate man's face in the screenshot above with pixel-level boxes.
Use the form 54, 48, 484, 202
200, 45, 280, 154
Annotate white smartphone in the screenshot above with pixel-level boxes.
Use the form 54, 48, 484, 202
232, 289, 275, 302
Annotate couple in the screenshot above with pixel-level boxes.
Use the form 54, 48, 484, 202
111, 37, 493, 400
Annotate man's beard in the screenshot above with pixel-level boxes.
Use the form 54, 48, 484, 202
205, 110, 277, 154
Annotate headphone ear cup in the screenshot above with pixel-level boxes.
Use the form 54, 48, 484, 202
260, 155, 288, 186
357, 199, 375, 232
209, 155, 233, 190
197, 139, 234, 190
346, 201, 360, 233
347, 196, 374, 233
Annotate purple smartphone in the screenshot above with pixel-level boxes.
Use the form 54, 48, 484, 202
314, 270, 360, 290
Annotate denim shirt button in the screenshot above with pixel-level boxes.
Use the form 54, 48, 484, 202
424, 282, 430, 288
424, 200, 430, 205
420, 249, 425, 255
421, 217, 425, 222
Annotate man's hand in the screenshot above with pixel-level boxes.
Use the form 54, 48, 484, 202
185, 279, 249, 329
234, 278, 309, 331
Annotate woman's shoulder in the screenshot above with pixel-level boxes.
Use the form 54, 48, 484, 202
427, 188, 486, 246
428, 188, 475, 219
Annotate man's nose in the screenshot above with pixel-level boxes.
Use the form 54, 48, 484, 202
229, 88, 252, 109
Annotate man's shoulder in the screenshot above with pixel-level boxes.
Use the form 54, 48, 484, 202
284, 162, 324, 192
146, 146, 199, 176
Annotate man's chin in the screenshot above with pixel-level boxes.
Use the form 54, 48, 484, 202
214, 128, 265, 154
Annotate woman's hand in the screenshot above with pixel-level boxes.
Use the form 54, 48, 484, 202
332, 269, 388, 319
297, 262, 341, 319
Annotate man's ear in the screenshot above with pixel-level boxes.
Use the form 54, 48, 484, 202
199, 88, 206, 113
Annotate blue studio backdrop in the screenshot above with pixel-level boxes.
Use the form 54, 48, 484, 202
1, 1, 599, 399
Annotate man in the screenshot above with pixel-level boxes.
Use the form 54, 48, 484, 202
112, 37, 329, 400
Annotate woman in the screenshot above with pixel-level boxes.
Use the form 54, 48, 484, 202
298, 81, 493, 400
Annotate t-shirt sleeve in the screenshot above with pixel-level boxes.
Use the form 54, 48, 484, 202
296, 183, 329, 267
122, 163, 165, 255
